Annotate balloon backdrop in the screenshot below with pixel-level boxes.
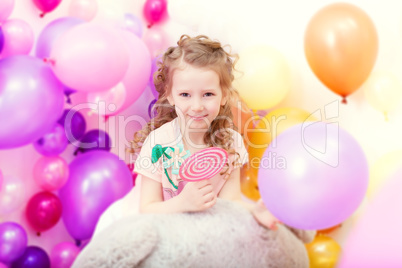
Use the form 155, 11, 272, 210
305, 234, 341, 268
57, 109, 87, 143
32, 0, 62, 17
0, 56, 64, 149
26, 191, 63, 233
143, 0, 168, 27
234, 45, 291, 110
0, 0, 15, 22
363, 71, 402, 119
11, 246, 50, 268
50, 242, 80, 268
87, 82, 126, 115
68, 0, 98, 21
0, 27, 4, 53
49, 23, 130, 92
59, 150, 133, 240
0, 175, 25, 216
33, 124, 69, 156
339, 167, 402, 267
0, 19, 34, 58
258, 122, 369, 230
304, 3, 378, 103
33, 156, 69, 191
77, 129, 112, 153
36, 17, 85, 59
0, 222, 27, 264
123, 13, 143, 37
0, 169, 3, 190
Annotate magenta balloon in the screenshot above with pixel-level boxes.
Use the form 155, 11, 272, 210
0, 56, 64, 149
0, 26, 4, 53
33, 156, 69, 191
258, 122, 368, 230
339, 167, 402, 267
0, 0, 15, 22
143, 0, 167, 26
33, 124, 69, 156
36, 17, 85, 59
26, 191, 63, 233
0, 19, 34, 58
0, 222, 27, 263
59, 151, 132, 240
111, 30, 151, 114
32, 0, 62, 14
50, 23, 130, 92
50, 242, 80, 268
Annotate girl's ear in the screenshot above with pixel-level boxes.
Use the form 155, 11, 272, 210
167, 94, 174, 106
220, 96, 227, 106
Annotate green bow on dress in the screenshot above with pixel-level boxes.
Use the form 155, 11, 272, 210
151, 144, 178, 189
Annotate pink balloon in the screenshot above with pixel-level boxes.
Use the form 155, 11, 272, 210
0, 19, 34, 58
69, 0, 98, 22
33, 156, 69, 191
258, 122, 369, 230
0, 0, 14, 22
339, 167, 402, 267
0, 175, 26, 217
111, 30, 151, 114
87, 82, 126, 115
0, 169, 3, 191
143, 25, 170, 58
50, 23, 130, 92
26, 191, 62, 233
143, 0, 168, 27
32, 0, 62, 16
50, 242, 80, 268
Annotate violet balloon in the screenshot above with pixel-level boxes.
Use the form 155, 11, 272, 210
50, 242, 80, 268
59, 150, 132, 240
33, 156, 69, 191
0, 222, 27, 264
123, 13, 143, 37
0, 56, 64, 149
0, 26, 4, 53
11, 246, 50, 268
258, 122, 368, 230
57, 108, 86, 143
148, 99, 157, 118
77, 129, 112, 154
26, 191, 62, 233
33, 0, 62, 16
149, 56, 159, 98
36, 17, 85, 59
33, 124, 69, 156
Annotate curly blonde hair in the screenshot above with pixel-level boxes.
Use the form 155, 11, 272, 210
129, 35, 240, 157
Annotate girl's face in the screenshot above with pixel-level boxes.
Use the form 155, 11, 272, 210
168, 64, 226, 131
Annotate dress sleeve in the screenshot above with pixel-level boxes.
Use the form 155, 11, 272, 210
231, 130, 249, 167
133, 135, 163, 183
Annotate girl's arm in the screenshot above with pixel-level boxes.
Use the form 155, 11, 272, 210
140, 175, 216, 214
218, 168, 280, 230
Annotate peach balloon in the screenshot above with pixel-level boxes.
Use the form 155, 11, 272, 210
305, 3, 378, 104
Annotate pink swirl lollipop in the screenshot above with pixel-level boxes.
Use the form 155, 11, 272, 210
179, 147, 229, 182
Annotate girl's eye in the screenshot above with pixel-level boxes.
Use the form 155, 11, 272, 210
204, 92, 214, 97
180, 93, 190, 97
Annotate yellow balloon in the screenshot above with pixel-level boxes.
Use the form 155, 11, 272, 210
364, 71, 402, 119
305, 234, 341, 268
245, 107, 316, 168
367, 150, 402, 199
233, 46, 291, 110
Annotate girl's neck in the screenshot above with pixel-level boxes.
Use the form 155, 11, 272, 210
178, 120, 209, 154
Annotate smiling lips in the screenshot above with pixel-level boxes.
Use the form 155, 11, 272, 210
188, 115, 208, 121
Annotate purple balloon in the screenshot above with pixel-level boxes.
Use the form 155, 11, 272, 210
36, 17, 85, 59
149, 57, 159, 98
11, 246, 50, 268
59, 151, 132, 240
258, 122, 369, 230
0, 26, 4, 53
148, 99, 157, 118
50, 242, 80, 268
63, 86, 76, 104
57, 109, 86, 143
123, 13, 143, 37
0, 56, 64, 149
77, 129, 112, 154
0, 222, 28, 264
33, 124, 68, 156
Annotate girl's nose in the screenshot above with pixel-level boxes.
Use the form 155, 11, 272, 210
191, 99, 204, 111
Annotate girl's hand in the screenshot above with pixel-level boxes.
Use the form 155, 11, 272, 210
252, 199, 281, 230
178, 179, 217, 212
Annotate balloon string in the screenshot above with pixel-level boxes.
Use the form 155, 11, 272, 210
40, 12, 45, 18
75, 239, 81, 247
341, 97, 347, 104
37, 232, 41, 236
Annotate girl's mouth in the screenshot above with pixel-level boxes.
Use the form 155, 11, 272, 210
188, 115, 208, 121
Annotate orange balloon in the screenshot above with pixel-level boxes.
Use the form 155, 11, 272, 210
305, 3, 378, 104
240, 165, 261, 201
305, 234, 342, 268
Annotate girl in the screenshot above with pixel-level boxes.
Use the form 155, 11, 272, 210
130, 35, 279, 230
